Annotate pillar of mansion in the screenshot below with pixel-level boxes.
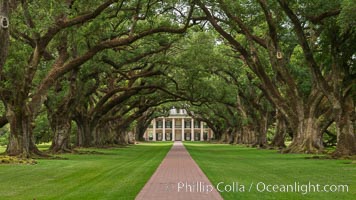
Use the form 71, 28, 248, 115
143, 108, 214, 141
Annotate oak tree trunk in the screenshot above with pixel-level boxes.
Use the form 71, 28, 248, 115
93, 124, 115, 146
5, 106, 42, 157
74, 116, 93, 147
333, 96, 356, 156
253, 113, 268, 148
271, 111, 286, 148
284, 117, 323, 154
116, 129, 129, 145
135, 121, 149, 141
49, 118, 72, 153
241, 124, 255, 145
231, 127, 239, 144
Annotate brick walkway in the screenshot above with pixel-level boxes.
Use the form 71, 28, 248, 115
135, 141, 223, 200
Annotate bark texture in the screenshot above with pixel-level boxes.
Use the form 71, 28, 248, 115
0, 0, 9, 73
5, 106, 42, 157
48, 115, 72, 153
284, 118, 323, 154
271, 112, 286, 148
333, 95, 356, 156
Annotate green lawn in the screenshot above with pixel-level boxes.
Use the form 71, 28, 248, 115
0, 142, 172, 200
184, 142, 356, 200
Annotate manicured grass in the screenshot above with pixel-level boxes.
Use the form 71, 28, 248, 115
0, 142, 172, 200
184, 142, 356, 200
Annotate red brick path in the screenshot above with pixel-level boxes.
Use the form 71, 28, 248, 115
135, 141, 223, 200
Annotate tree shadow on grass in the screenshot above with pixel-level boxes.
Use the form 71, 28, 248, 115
304, 154, 356, 160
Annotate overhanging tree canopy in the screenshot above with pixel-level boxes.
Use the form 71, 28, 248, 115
0, 0, 354, 158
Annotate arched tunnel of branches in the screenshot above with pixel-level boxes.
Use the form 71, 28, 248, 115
0, 0, 355, 158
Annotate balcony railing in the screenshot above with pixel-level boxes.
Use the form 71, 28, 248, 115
151, 122, 206, 129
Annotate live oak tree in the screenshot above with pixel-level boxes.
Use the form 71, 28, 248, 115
1, 0, 194, 157
277, 0, 356, 156
45, 36, 178, 152
0, 0, 354, 158
155, 29, 275, 146
0, 0, 120, 157
73, 58, 177, 147
196, 0, 355, 155
44, 70, 77, 153
196, 0, 323, 154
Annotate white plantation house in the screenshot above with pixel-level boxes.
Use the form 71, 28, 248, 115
143, 108, 214, 141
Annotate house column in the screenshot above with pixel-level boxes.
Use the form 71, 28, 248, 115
144, 129, 148, 141
200, 121, 204, 141
172, 118, 175, 141
162, 118, 166, 141
182, 118, 185, 141
153, 118, 157, 141
208, 129, 211, 141
191, 118, 194, 141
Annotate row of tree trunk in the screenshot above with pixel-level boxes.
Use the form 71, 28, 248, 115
197, 0, 356, 156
